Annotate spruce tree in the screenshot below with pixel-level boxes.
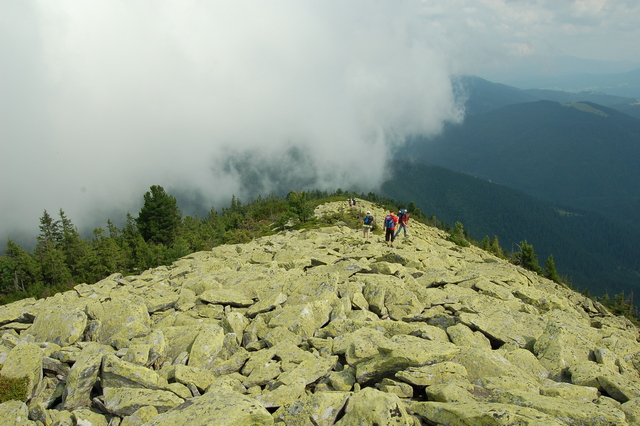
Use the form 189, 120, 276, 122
515, 241, 542, 274
35, 210, 71, 288
3, 239, 41, 293
136, 185, 182, 246
544, 254, 561, 283
287, 191, 314, 223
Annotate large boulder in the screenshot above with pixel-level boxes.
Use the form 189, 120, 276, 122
25, 306, 87, 347
144, 387, 273, 426
0, 342, 43, 400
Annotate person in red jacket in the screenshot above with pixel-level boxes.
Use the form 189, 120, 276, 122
394, 209, 410, 239
383, 210, 399, 247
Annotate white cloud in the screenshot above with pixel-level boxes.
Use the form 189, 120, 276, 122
1, 0, 639, 245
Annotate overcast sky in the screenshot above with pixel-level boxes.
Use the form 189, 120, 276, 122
2, 0, 640, 245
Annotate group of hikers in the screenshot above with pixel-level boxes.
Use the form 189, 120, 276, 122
362, 207, 410, 247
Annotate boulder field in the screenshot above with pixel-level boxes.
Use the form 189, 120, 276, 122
1, 200, 640, 425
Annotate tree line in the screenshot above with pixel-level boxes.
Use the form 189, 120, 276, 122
1, 186, 636, 323
0, 186, 314, 303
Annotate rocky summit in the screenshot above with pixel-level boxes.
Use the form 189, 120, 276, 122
1, 200, 640, 426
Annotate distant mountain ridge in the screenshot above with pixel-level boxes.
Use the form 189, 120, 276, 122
456, 75, 640, 118
492, 64, 640, 98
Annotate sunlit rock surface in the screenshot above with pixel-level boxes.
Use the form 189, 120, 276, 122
1, 200, 639, 425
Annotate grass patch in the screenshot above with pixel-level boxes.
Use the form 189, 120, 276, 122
0, 374, 29, 403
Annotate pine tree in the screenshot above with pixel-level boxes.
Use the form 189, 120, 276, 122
515, 240, 542, 274
489, 236, 503, 257
544, 254, 561, 283
136, 185, 182, 246
58, 209, 93, 281
287, 191, 314, 223
35, 210, 72, 288
3, 239, 41, 293
91, 228, 127, 279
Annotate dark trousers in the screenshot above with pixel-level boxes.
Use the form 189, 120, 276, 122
385, 228, 395, 242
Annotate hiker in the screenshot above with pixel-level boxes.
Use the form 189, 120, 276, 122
362, 211, 374, 238
394, 209, 410, 238
383, 210, 398, 247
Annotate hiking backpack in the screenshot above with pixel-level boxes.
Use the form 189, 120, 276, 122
364, 215, 373, 225
384, 215, 394, 229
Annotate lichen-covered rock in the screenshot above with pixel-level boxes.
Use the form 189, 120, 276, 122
598, 374, 640, 403
453, 347, 540, 391
102, 387, 184, 417
410, 401, 566, 425
173, 364, 216, 392
0, 342, 43, 399
355, 335, 460, 384
143, 387, 273, 426
101, 354, 165, 389
539, 381, 599, 402
424, 382, 477, 403
395, 361, 468, 386
71, 407, 109, 426
120, 405, 158, 426
0, 400, 36, 426
25, 306, 87, 347
446, 323, 492, 349
495, 389, 628, 425
334, 387, 413, 425
273, 390, 350, 425
187, 324, 225, 369
62, 343, 114, 410
123, 329, 167, 367
94, 296, 152, 346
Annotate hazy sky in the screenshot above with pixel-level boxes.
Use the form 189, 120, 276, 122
2, 0, 639, 244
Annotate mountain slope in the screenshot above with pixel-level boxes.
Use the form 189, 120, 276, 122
455, 75, 640, 119
453, 75, 538, 116
524, 88, 640, 120
1, 200, 639, 425
381, 161, 640, 297
401, 100, 640, 233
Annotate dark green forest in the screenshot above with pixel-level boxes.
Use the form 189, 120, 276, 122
401, 100, 640, 234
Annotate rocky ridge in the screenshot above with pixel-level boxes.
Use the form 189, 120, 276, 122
1, 200, 640, 425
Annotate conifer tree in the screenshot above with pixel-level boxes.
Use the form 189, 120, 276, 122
136, 185, 182, 246
35, 210, 71, 287
544, 254, 561, 283
58, 209, 94, 281
489, 236, 503, 257
3, 239, 41, 293
515, 240, 542, 274
287, 191, 314, 223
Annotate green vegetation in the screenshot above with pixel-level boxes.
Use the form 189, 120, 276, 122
446, 222, 471, 247
597, 292, 639, 327
0, 375, 29, 403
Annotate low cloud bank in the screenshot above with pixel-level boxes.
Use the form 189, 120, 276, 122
2, 1, 466, 245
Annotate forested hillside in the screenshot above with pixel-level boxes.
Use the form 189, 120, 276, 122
401, 100, 640, 233
381, 161, 640, 298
